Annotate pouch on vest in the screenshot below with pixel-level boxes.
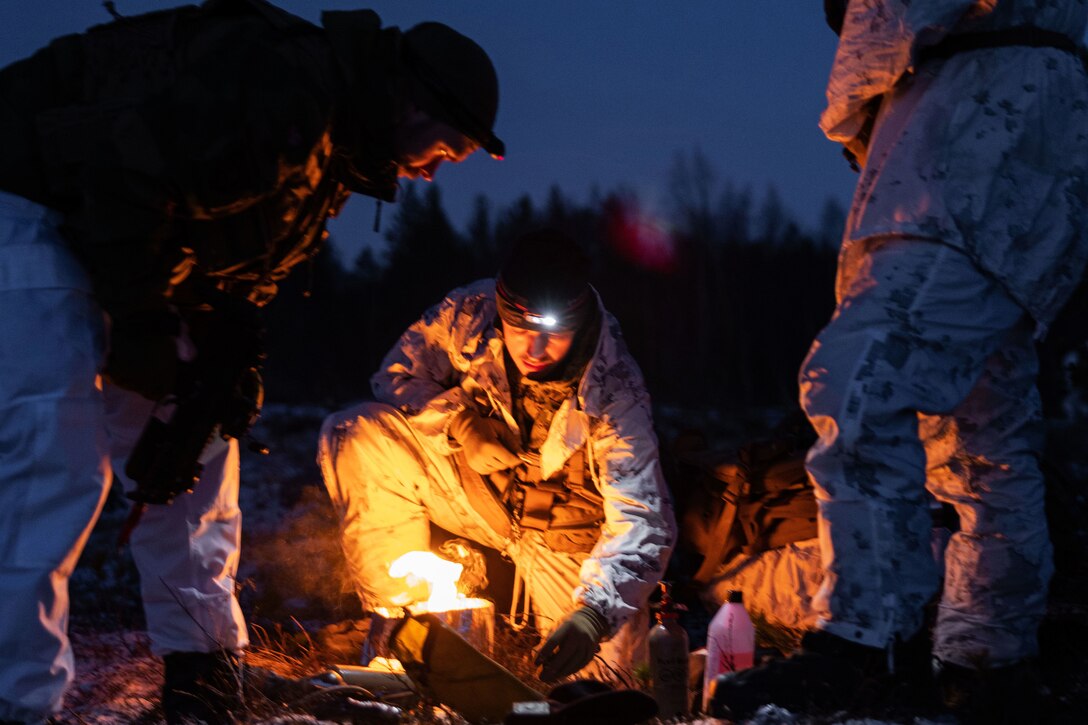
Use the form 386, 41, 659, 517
459, 447, 604, 555
516, 449, 604, 554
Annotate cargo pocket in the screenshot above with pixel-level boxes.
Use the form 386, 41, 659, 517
3, 396, 108, 569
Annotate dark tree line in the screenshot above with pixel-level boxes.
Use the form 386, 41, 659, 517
261, 151, 843, 419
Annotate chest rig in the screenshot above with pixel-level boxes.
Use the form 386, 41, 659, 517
506, 363, 604, 553
503, 448, 604, 554
458, 441, 605, 555
459, 317, 608, 553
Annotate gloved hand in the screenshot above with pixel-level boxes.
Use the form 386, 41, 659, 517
534, 606, 609, 682
448, 409, 521, 475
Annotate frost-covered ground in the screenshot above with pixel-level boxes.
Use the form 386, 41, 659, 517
56, 403, 1088, 723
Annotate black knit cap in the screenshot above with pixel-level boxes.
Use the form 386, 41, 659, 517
496, 229, 593, 332
402, 22, 505, 158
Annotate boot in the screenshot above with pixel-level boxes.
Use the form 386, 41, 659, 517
708, 630, 873, 718
935, 658, 1050, 725
162, 650, 243, 724
710, 629, 933, 720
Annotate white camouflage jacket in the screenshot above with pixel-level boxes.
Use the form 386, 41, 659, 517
370, 279, 676, 631
824, 0, 1088, 334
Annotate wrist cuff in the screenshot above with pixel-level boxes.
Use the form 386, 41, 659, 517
575, 605, 610, 640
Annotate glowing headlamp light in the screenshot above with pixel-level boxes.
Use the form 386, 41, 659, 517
523, 312, 558, 328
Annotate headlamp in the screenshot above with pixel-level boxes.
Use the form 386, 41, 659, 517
524, 312, 558, 328
494, 278, 591, 333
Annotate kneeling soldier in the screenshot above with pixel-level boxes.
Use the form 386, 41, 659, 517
319, 229, 676, 682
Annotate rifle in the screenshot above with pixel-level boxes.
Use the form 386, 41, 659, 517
124, 290, 267, 507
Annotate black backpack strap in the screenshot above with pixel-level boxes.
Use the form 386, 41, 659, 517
918, 26, 1087, 70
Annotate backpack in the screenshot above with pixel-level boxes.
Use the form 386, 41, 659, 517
673, 422, 819, 585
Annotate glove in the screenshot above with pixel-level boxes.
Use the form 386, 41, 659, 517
534, 606, 609, 682
448, 409, 521, 475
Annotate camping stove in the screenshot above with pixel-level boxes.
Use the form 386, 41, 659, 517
361, 598, 495, 665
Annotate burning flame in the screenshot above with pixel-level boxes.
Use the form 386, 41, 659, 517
388, 551, 467, 612
373, 551, 496, 670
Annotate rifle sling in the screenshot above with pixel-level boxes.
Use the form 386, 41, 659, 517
456, 452, 513, 541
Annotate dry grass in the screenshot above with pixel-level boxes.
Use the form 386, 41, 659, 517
52, 406, 1088, 724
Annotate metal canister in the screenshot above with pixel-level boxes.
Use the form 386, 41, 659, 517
361, 598, 495, 665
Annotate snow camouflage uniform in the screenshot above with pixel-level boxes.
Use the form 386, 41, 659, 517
0, 1, 411, 719
800, 0, 1088, 667
320, 280, 677, 675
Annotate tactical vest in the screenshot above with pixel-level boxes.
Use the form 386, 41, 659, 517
0, 0, 357, 309
461, 446, 606, 554
510, 449, 605, 554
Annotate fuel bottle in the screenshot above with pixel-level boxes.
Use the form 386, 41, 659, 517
702, 589, 755, 712
647, 581, 690, 718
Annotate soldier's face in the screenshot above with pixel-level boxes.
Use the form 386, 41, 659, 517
395, 112, 478, 181
502, 322, 576, 378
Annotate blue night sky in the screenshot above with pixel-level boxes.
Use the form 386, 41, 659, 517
0, 1, 858, 264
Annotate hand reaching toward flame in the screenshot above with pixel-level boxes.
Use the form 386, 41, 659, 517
534, 606, 609, 682
438, 539, 489, 597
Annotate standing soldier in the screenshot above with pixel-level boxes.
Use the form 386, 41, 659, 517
715, 0, 1088, 721
0, 1, 504, 722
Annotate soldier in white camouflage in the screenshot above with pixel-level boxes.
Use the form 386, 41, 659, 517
713, 1, 1088, 721
319, 229, 676, 683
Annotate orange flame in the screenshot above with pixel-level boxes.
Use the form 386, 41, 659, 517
387, 551, 467, 613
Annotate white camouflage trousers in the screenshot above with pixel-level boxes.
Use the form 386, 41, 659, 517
799, 238, 1052, 667
318, 401, 647, 676
0, 191, 246, 722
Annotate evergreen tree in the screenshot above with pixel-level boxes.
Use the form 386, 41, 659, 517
466, 194, 495, 277
257, 155, 839, 421
817, 197, 847, 249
